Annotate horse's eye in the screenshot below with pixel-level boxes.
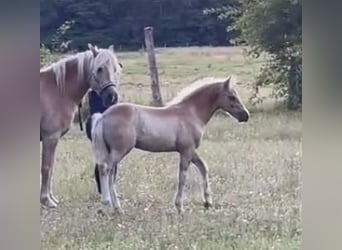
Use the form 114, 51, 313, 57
97, 67, 103, 73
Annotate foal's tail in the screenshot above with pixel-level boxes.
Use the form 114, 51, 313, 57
91, 113, 110, 165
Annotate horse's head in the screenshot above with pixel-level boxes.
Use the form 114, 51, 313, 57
88, 44, 123, 108
216, 77, 249, 122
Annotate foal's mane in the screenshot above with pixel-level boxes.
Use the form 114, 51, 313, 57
40, 48, 120, 91
166, 77, 233, 106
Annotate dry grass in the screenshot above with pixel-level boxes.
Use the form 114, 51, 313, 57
40, 47, 302, 250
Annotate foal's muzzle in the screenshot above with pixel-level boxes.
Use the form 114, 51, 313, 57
237, 110, 249, 122
100, 85, 118, 108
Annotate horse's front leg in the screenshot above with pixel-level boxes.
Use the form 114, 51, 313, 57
40, 135, 59, 208
175, 150, 193, 214
191, 152, 212, 209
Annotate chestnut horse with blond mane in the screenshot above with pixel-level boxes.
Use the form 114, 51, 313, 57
90, 76, 249, 214
40, 44, 122, 208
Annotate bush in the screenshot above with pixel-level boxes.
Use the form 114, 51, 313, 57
40, 45, 54, 67
207, 0, 302, 110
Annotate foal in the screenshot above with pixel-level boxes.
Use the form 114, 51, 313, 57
91, 76, 249, 213
85, 89, 118, 194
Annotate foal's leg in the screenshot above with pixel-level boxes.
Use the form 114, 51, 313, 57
191, 152, 212, 209
95, 163, 118, 194
94, 164, 101, 194
108, 163, 122, 213
98, 163, 112, 207
40, 136, 59, 208
175, 150, 193, 214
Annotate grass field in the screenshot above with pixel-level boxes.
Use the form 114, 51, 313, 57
40, 47, 302, 249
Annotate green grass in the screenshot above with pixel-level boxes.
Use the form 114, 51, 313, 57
114, 46, 269, 106
40, 47, 302, 249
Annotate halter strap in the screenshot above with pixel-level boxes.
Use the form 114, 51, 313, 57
99, 82, 117, 95
90, 73, 117, 95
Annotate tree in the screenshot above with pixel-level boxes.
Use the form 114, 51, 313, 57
207, 0, 302, 109
40, 0, 238, 50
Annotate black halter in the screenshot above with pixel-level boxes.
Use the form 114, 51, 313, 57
99, 81, 117, 96
91, 73, 117, 96
78, 74, 117, 132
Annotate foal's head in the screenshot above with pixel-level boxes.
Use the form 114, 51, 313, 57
216, 77, 249, 122
88, 44, 123, 107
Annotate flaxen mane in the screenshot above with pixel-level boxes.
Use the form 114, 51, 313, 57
167, 76, 236, 106
40, 49, 121, 92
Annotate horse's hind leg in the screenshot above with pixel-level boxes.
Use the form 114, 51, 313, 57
191, 152, 212, 209
40, 136, 59, 208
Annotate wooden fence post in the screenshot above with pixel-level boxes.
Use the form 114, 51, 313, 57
144, 26, 163, 106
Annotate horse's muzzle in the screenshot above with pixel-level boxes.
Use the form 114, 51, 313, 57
101, 86, 118, 108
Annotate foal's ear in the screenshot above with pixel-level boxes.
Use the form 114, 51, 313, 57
223, 77, 231, 90
108, 45, 114, 52
88, 43, 99, 57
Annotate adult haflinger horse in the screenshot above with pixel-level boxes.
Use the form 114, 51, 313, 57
40, 44, 122, 208
91, 76, 249, 214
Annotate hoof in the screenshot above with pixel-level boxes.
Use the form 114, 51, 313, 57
203, 201, 212, 209
101, 200, 111, 207
97, 208, 109, 217
176, 207, 184, 214
41, 196, 57, 208
50, 194, 59, 204
114, 207, 123, 214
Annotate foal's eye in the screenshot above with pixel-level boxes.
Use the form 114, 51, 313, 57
229, 96, 236, 101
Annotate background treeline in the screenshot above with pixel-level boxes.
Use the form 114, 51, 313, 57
40, 0, 238, 50
40, 0, 301, 110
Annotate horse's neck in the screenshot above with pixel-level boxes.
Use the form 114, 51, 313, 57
64, 59, 90, 105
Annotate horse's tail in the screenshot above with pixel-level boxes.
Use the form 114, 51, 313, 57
91, 113, 110, 165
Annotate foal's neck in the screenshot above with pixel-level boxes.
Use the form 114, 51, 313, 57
185, 85, 220, 125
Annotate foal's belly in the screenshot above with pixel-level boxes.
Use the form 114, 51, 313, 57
136, 134, 177, 152
135, 126, 177, 152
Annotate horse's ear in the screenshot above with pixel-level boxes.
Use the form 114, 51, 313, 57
88, 43, 98, 57
108, 45, 114, 52
223, 77, 231, 90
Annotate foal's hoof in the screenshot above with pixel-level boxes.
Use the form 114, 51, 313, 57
41, 196, 57, 208
113, 207, 123, 214
203, 201, 212, 209
50, 194, 59, 204
176, 207, 184, 214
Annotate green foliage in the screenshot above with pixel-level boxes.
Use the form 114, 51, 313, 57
40, 0, 236, 50
50, 20, 75, 52
208, 0, 302, 109
40, 45, 53, 67
40, 20, 74, 68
